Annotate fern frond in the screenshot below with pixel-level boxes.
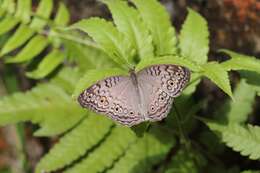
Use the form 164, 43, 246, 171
107, 127, 175, 173
221, 49, 260, 73
165, 150, 200, 173
136, 55, 201, 72
179, 8, 209, 64
64, 40, 117, 72
36, 114, 113, 173
103, 0, 154, 61
0, 0, 53, 55
1, 25, 34, 55
202, 62, 233, 98
0, 0, 70, 79
240, 71, 260, 97
64, 126, 137, 173
70, 18, 134, 68
26, 49, 65, 79
0, 0, 16, 15
207, 122, 260, 160
225, 80, 255, 123
29, 0, 53, 30
5, 35, 49, 63
50, 67, 81, 94
131, 0, 177, 56
0, 83, 85, 136
15, 0, 31, 23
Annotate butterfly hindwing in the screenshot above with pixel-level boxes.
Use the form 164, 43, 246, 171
137, 65, 190, 121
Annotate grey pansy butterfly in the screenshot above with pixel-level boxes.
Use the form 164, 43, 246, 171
78, 64, 190, 127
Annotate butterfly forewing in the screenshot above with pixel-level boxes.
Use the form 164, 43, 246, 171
78, 76, 144, 126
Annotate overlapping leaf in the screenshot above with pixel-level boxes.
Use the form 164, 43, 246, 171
179, 8, 209, 64
36, 115, 113, 173
131, 0, 177, 56
103, 0, 154, 61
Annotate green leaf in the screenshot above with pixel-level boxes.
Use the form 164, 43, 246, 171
30, 0, 53, 30
1, 0, 15, 14
51, 67, 81, 94
64, 40, 117, 71
6, 35, 48, 63
131, 0, 177, 56
54, 2, 70, 26
15, 0, 31, 23
26, 49, 65, 79
0, 83, 85, 136
240, 71, 260, 96
165, 150, 200, 173
103, 0, 154, 60
241, 171, 260, 173
182, 73, 201, 95
35, 114, 113, 173
220, 49, 260, 73
0, 25, 34, 55
73, 68, 128, 99
64, 126, 137, 173
179, 8, 209, 64
107, 127, 175, 173
225, 124, 260, 160
0, 15, 19, 35
136, 55, 201, 72
209, 124, 260, 160
202, 62, 233, 98
225, 80, 255, 124
70, 18, 134, 68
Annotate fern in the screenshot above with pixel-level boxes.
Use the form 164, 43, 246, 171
64, 126, 137, 173
225, 80, 256, 124
179, 8, 209, 64
165, 149, 203, 173
207, 123, 260, 160
103, 0, 154, 61
36, 114, 113, 173
130, 0, 177, 56
70, 18, 134, 68
221, 50, 260, 73
0, 0, 70, 79
1, 1, 260, 172
107, 127, 175, 173
202, 62, 233, 98
204, 80, 260, 160
64, 40, 117, 71
0, 67, 85, 136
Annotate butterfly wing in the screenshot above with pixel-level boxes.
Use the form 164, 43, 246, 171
137, 64, 190, 121
78, 76, 144, 126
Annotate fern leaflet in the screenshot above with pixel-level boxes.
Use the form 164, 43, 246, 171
64, 126, 137, 173
107, 127, 175, 173
221, 49, 260, 73
36, 114, 113, 173
202, 62, 233, 98
179, 8, 209, 64
103, 0, 154, 61
70, 18, 134, 68
130, 0, 177, 56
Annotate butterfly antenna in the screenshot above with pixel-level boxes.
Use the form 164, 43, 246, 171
172, 102, 190, 150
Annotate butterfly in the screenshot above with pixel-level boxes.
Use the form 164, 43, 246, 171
78, 64, 190, 127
